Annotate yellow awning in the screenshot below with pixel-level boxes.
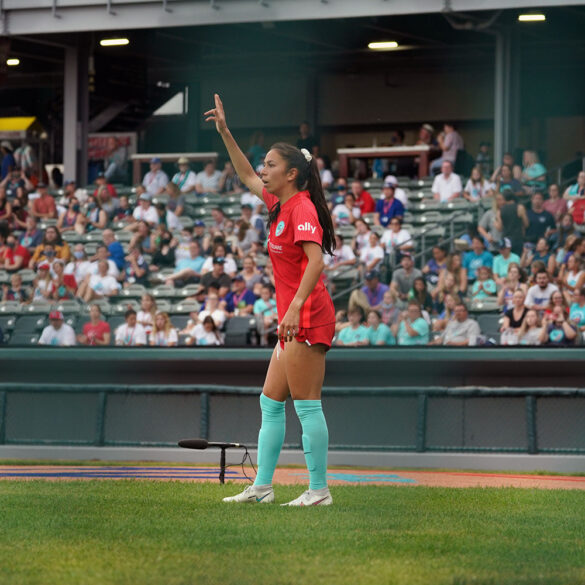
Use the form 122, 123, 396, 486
0, 117, 36, 132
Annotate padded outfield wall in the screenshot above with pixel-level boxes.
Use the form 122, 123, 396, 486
0, 347, 584, 458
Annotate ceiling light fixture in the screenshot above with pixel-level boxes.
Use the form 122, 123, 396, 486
518, 13, 545, 22
6, 58, 20, 66
100, 38, 130, 47
368, 41, 399, 51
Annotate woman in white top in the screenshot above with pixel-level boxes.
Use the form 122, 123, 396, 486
559, 253, 585, 305
115, 309, 147, 346
359, 231, 385, 272
32, 263, 53, 301
324, 234, 356, 272
198, 292, 228, 329
516, 309, 541, 346
332, 193, 360, 227
149, 312, 179, 347
381, 217, 413, 254
463, 166, 493, 202
496, 262, 527, 311
200, 242, 238, 277
351, 218, 370, 256
136, 293, 157, 336
189, 315, 224, 346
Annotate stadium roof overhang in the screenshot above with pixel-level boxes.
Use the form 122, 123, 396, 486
2, 0, 585, 35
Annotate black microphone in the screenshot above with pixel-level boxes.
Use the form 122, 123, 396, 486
178, 439, 243, 450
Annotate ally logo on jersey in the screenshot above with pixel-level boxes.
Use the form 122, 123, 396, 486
297, 222, 317, 234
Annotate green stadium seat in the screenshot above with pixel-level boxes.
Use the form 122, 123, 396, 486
83, 230, 104, 242
119, 284, 147, 298
53, 300, 82, 314
154, 299, 172, 312
224, 316, 258, 346
470, 297, 500, 313
17, 269, 36, 284
169, 313, 191, 331
62, 231, 83, 243
15, 315, 47, 334
177, 284, 203, 297
8, 332, 39, 346
0, 301, 22, 314
0, 270, 9, 284
83, 299, 112, 315
111, 300, 139, 314
22, 301, 52, 314
178, 216, 194, 229
172, 299, 201, 314
0, 315, 17, 331
152, 194, 169, 205
152, 284, 176, 298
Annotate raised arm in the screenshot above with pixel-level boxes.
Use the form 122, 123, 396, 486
204, 94, 263, 198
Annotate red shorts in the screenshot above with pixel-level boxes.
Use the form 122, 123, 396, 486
279, 322, 336, 352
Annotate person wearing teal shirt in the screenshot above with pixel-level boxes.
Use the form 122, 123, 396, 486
471, 266, 497, 299
569, 288, 585, 338
563, 170, 585, 201
492, 238, 521, 284
397, 303, 430, 346
521, 150, 547, 192
336, 308, 369, 346
463, 236, 493, 281
365, 309, 396, 346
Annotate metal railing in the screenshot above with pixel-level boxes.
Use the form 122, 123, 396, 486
546, 156, 585, 190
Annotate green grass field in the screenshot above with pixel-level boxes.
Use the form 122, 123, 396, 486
0, 481, 584, 585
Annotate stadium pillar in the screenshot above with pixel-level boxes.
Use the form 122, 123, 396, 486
63, 42, 89, 185
494, 27, 521, 166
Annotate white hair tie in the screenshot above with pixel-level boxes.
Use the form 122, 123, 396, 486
301, 148, 312, 163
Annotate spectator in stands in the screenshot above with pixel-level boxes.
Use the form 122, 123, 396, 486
539, 305, 577, 346
154, 201, 181, 233
475, 141, 492, 177
32, 262, 52, 301
434, 302, 480, 346
440, 253, 468, 294
544, 290, 569, 321
492, 238, 521, 286
114, 194, 133, 223
123, 246, 149, 287
563, 170, 585, 204
430, 123, 464, 175
197, 290, 228, 330
521, 150, 547, 193
239, 255, 263, 291
19, 216, 43, 252
432, 272, 462, 314
104, 137, 128, 184
188, 315, 224, 346
219, 161, 243, 195
63, 244, 90, 287
137, 293, 157, 336
463, 236, 493, 282
525, 192, 555, 244
130, 194, 159, 229
79, 194, 108, 233
494, 164, 524, 196
379, 290, 400, 328
527, 260, 546, 287
296, 121, 319, 157
129, 221, 156, 255
90, 244, 119, 277
364, 309, 395, 346
390, 252, 423, 307
359, 270, 388, 313
517, 309, 541, 345
195, 160, 222, 195
172, 157, 197, 194
164, 241, 204, 287
316, 158, 333, 190
525, 269, 558, 312
2, 273, 30, 304
93, 172, 118, 218
359, 231, 385, 273
324, 233, 356, 275
225, 274, 256, 316
247, 131, 266, 170
463, 166, 493, 202
203, 241, 238, 276
38, 310, 76, 346
240, 203, 266, 242
233, 220, 259, 259
208, 207, 227, 233
2, 232, 30, 273
1, 166, 32, 201
491, 152, 521, 184
329, 178, 348, 209
374, 179, 404, 228
495, 191, 528, 256
164, 181, 185, 218
56, 197, 82, 234
477, 193, 503, 253
470, 266, 496, 301
150, 229, 176, 274
78, 259, 121, 302
550, 213, 575, 253
521, 237, 556, 277
49, 259, 76, 300
0, 186, 12, 222
29, 183, 57, 220
422, 245, 447, 287
30, 242, 55, 274
149, 312, 178, 347
396, 302, 430, 346
351, 219, 370, 255
200, 257, 232, 293
500, 290, 528, 342
543, 183, 567, 223
383, 175, 408, 209
101, 229, 125, 272
432, 161, 462, 202
497, 262, 527, 311
381, 217, 413, 257
569, 191, 585, 226
115, 308, 147, 346
142, 157, 169, 197
432, 292, 457, 333
335, 307, 369, 346
416, 123, 437, 147
559, 253, 585, 304
351, 180, 375, 215
408, 276, 433, 314
569, 286, 585, 340
77, 304, 111, 346
252, 284, 278, 345
332, 192, 360, 227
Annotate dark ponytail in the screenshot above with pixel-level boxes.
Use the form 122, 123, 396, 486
266, 142, 336, 255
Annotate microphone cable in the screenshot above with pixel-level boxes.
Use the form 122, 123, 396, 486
224, 445, 257, 484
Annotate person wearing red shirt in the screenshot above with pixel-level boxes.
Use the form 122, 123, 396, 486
570, 197, 585, 225
206, 94, 335, 507
2, 233, 30, 272
351, 179, 375, 214
78, 304, 111, 346
30, 183, 57, 219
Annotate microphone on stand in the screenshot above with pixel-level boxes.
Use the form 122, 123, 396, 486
178, 438, 247, 484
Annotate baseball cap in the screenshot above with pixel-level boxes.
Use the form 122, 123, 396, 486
422, 123, 434, 133
38, 262, 50, 270
232, 274, 245, 282
194, 220, 205, 227
365, 270, 380, 280
212, 257, 225, 264
64, 179, 76, 186
177, 157, 189, 165
241, 203, 253, 210
96, 172, 105, 179
150, 157, 161, 164
49, 310, 64, 321
401, 251, 412, 258
499, 237, 512, 249
384, 175, 398, 187
139, 193, 151, 201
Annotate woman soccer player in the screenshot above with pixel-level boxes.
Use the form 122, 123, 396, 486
205, 94, 336, 506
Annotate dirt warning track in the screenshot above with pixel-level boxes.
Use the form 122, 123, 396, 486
1, 465, 584, 490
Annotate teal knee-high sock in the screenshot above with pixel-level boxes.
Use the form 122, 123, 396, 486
294, 400, 329, 490
254, 393, 286, 486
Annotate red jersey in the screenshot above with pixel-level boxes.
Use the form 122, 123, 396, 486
83, 321, 111, 345
355, 189, 375, 214
263, 188, 335, 328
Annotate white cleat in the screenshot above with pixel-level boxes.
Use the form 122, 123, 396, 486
222, 484, 274, 504
281, 488, 333, 507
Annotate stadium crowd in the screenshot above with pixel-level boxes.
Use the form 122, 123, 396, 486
0, 123, 584, 348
